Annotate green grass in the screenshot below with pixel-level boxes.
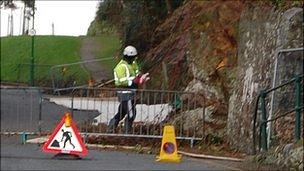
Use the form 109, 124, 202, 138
1, 35, 89, 86
92, 34, 121, 71
1, 34, 121, 86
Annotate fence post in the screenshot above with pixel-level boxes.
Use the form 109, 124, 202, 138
260, 90, 268, 151
295, 75, 302, 141
38, 89, 42, 135
70, 83, 77, 118
71, 94, 74, 118
29, 34, 35, 86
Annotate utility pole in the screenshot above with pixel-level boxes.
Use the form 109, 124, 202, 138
23, 8, 31, 35
52, 22, 54, 35
7, 15, 10, 36
10, 10, 14, 36
19, 7, 23, 35
22, 3, 26, 35
7, 9, 14, 36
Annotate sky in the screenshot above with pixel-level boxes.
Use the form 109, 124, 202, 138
1, 1, 100, 37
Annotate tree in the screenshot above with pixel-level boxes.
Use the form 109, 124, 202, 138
0, 0, 34, 10
95, 0, 184, 54
0, 0, 17, 9
22, 0, 35, 35
1, 0, 35, 35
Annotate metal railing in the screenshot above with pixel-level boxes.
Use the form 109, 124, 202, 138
67, 87, 205, 144
1, 86, 206, 146
0, 87, 45, 134
268, 47, 303, 147
252, 74, 303, 154
0, 86, 100, 135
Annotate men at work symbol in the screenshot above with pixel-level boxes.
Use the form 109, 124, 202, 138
61, 129, 75, 149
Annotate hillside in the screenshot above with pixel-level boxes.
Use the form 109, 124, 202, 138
0, 35, 120, 86
1, 36, 85, 85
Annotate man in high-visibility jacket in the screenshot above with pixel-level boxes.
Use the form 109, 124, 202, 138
108, 45, 150, 133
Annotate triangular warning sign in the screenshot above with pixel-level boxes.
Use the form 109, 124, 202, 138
42, 112, 88, 157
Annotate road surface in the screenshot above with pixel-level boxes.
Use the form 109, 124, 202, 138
1, 135, 242, 170
1, 88, 99, 133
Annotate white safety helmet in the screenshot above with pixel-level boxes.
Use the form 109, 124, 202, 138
123, 45, 137, 57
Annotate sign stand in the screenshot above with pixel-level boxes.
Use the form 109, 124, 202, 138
52, 153, 81, 160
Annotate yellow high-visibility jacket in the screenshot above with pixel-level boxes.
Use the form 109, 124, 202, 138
114, 59, 139, 88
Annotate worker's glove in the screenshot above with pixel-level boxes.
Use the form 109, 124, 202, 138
140, 73, 150, 84
133, 74, 142, 85
133, 73, 150, 85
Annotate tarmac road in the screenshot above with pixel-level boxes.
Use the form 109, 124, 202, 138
1, 88, 99, 133
0, 135, 241, 170
1, 88, 246, 170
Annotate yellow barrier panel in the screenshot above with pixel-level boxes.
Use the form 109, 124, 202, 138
156, 125, 182, 163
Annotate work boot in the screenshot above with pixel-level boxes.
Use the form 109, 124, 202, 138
107, 118, 118, 133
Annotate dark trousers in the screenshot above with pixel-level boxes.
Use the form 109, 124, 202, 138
108, 99, 136, 133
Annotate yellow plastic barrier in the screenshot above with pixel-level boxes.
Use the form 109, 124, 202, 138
156, 125, 181, 163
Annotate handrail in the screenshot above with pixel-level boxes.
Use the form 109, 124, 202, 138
268, 48, 303, 147
252, 74, 303, 154
17, 63, 53, 66
265, 106, 304, 123
264, 74, 303, 95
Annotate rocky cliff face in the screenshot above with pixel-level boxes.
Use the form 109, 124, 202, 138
227, 6, 303, 153
139, 1, 303, 153
141, 1, 245, 138
89, 1, 303, 154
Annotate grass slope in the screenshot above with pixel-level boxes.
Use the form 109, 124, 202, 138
1, 36, 86, 85
93, 34, 121, 71
1, 35, 120, 86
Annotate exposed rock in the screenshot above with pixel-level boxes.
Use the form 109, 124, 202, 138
138, 2, 303, 154
182, 107, 215, 125
185, 79, 224, 102
227, 6, 303, 153
283, 143, 293, 157
204, 106, 216, 123
168, 107, 209, 134
249, 142, 303, 170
